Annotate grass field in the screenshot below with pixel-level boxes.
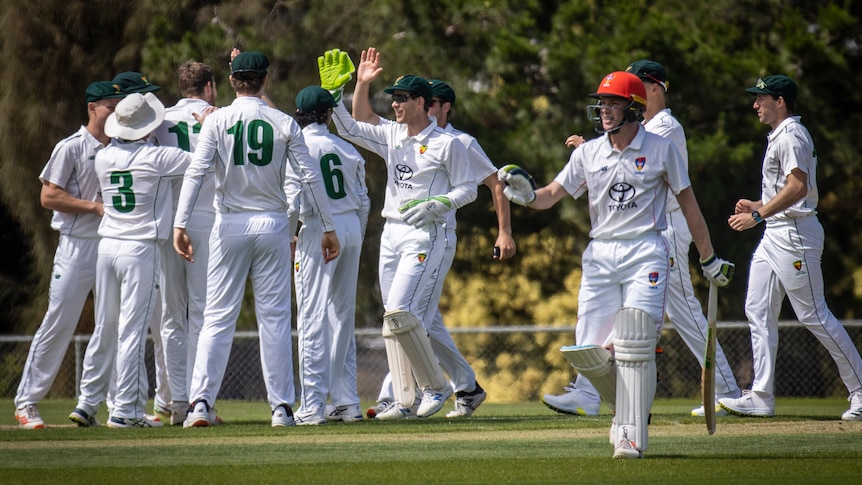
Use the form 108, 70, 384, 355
2, 398, 861, 484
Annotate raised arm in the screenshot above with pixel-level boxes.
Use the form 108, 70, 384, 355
351, 47, 384, 125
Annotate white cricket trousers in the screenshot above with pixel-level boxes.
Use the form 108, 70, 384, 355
295, 212, 363, 412
745, 216, 862, 397
572, 234, 668, 400
15, 236, 99, 407
188, 212, 295, 411
77, 238, 160, 419
664, 210, 739, 397
160, 215, 213, 403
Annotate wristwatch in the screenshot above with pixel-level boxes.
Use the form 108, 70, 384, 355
752, 210, 764, 224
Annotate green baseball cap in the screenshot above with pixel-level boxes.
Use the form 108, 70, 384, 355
295, 86, 337, 113
428, 79, 456, 105
231, 51, 269, 75
85, 81, 125, 102
112, 71, 161, 93
746, 75, 797, 104
383, 74, 432, 106
626, 59, 668, 91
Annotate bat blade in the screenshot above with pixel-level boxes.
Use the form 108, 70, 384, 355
702, 282, 718, 435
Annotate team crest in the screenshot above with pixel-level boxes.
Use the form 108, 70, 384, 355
419, 145, 428, 154
294, 262, 300, 272
793, 260, 802, 271
649, 271, 659, 287
417, 253, 427, 263
669, 257, 675, 268
635, 157, 646, 172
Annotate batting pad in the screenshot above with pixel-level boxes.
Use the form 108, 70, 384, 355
382, 320, 415, 407
561, 345, 617, 409
383, 310, 448, 393
613, 307, 657, 452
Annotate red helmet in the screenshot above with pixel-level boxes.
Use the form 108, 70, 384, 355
589, 71, 647, 106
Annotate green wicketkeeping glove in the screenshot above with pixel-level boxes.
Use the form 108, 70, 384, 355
318, 48, 356, 103
398, 196, 452, 228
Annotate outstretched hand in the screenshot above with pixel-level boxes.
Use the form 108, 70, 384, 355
357, 47, 384, 85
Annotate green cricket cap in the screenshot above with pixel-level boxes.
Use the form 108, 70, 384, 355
85, 81, 125, 102
626, 59, 668, 91
295, 85, 337, 113
231, 51, 269, 75
112, 71, 161, 93
746, 74, 797, 104
428, 79, 456, 105
383, 74, 432, 106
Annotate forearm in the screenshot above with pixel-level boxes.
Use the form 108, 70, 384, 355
40, 184, 102, 215
351, 80, 380, 124
486, 176, 513, 236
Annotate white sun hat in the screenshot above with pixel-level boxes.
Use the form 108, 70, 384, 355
105, 92, 165, 140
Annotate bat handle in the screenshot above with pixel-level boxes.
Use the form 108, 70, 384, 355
708, 281, 718, 322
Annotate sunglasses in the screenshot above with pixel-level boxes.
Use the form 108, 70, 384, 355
392, 93, 416, 103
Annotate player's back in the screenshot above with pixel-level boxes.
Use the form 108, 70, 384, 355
96, 140, 190, 241
197, 97, 302, 213
301, 124, 366, 217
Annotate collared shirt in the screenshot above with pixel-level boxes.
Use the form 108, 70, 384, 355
761, 116, 818, 219
175, 96, 335, 231
644, 108, 687, 213
331, 103, 476, 223
299, 122, 368, 218
39, 126, 105, 238
96, 139, 189, 241
151, 98, 216, 218
555, 124, 690, 240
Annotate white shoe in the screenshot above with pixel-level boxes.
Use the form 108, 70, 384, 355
295, 406, 327, 426
445, 383, 487, 418
15, 404, 45, 429
325, 404, 363, 423
718, 390, 774, 417
153, 398, 171, 423
184, 400, 212, 428
417, 385, 453, 418
170, 401, 188, 426
541, 384, 600, 416
841, 391, 862, 421
374, 400, 418, 420
691, 403, 728, 417
107, 416, 162, 428
272, 404, 296, 427
613, 436, 643, 459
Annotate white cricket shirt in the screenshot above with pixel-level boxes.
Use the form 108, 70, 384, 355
644, 108, 687, 213
760, 116, 818, 220
300, 123, 368, 218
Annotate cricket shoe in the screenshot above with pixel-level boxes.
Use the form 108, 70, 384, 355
107, 416, 163, 428
69, 408, 101, 427
445, 382, 487, 418
170, 400, 188, 426
718, 390, 774, 417
691, 403, 728, 417
325, 404, 363, 423
184, 400, 214, 428
541, 385, 600, 416
272, 404, 296, 427
366, 401, 391, 419
374, 401, 419, 420
613, 437, 643, 459
15, 404, 45, 429
294, 406, 327, 426
417, 385, 453, 418
841, 391, 862, 421
153, 398, 171, 423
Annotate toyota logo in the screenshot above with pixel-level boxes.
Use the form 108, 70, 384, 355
395, 164, 414, 180
608, 182, 635, 202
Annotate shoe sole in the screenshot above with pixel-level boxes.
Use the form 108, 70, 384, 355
69, 414, 94, 427
541, 398, 596, 416
17, 421, 45, 430
718, 403, 773, 417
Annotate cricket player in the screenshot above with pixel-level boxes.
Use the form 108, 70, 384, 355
500, 71, 733, 458
320, 49, 477, 419
721, 74, 862, 420
70, 92, 190, 428
13, 81, 124, 429
542, 60, 742, 418
174, 52, 340, 428
292, 86, 370, 425
350, 47, 503, 418
150, 61, 218, 425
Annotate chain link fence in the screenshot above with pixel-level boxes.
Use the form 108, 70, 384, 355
2, 321, 861, 403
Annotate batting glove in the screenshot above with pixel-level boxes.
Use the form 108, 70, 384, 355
318, 48, 356, 103
497, 164, 537, 206
398, 196, 452, 228
700, 254, 735, 287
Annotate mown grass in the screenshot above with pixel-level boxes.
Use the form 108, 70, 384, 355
2, 398, 861, 484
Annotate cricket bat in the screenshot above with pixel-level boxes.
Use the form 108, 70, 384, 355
702, 282, 718, 435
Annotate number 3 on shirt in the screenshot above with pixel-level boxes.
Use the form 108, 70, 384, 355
227, 120, 273, 166
110, 170, 136, 213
